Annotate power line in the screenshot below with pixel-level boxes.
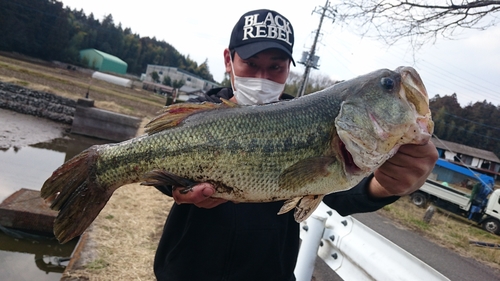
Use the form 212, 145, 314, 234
314, 22, 500, 106
431, 108, 500, 131
436, 122, 500, 142
297, 0, 336, 97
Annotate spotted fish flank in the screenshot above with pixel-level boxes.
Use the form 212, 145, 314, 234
41, 66, 433, 244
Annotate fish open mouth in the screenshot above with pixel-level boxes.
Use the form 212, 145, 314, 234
339, 140, 362, 174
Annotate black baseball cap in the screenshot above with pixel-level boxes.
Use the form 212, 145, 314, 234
229, 9, 296, 66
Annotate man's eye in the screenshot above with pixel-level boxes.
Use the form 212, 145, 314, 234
271, 65, 281, 70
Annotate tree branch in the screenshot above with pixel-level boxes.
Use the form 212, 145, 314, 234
333, 0, 500, 48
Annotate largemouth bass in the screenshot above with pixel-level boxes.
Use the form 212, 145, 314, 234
41, 66, 433, 243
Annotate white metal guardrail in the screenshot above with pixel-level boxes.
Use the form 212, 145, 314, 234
294, 202, 450, 281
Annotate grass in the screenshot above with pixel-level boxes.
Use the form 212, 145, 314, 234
86, 258, 109, 270
0, 53, 169, 280
1, 52, 498, 279
57, 120, 172, 280
0, 52, 165, 119
379, 197, 500, 270
70, 184, 172, 280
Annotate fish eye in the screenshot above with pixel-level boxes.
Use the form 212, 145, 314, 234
380, 77, 395, 90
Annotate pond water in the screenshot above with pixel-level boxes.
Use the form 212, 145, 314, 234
0, 146, 65, 202
0, 133, 109, 281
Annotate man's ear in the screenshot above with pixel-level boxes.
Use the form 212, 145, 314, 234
223, 48, 232, 74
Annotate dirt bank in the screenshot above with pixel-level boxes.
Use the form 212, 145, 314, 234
0, 52, 171, 280
60, 119, 173, 281
1, 107, 170, 281
62, 183, 173, 281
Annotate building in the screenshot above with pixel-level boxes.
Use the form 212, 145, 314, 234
430, 158, 495, 188
79, 49, 128, 74
144, 65, 219, 94
431, 137, 500, 179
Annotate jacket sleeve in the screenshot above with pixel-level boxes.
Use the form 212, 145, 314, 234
322, 174, 400, 216
187, 87, 232, 103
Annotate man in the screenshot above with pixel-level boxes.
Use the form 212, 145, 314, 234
154, 9, 438, 281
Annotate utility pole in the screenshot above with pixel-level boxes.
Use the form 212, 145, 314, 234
297, 0, 336, 97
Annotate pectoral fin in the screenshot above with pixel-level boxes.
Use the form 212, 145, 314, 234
278, 195, 325, 222
278, 197, 302, 215
279, 157, 337, 191
294, 195, 324, 222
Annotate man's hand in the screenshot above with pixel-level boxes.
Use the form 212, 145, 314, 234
172, 183, 227, 208
369, 142, 438, 198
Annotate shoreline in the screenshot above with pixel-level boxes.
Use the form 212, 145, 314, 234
0, 107, 170, 280
0, 108, 70, 150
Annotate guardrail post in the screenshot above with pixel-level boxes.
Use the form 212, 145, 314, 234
294, 214, 326, 281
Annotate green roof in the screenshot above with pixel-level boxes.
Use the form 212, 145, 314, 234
79, 49, 128, 74
81, 49, 127, 65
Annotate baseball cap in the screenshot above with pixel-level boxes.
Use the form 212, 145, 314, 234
229, 9, 295, 66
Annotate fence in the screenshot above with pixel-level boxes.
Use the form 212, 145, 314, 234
294, 202, 450, 281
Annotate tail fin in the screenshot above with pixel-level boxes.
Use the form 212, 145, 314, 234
41, 145, 114, 244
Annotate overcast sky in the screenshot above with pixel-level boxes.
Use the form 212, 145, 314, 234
61, 0, 500, 107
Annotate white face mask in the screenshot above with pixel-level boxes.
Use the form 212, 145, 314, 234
230, 57, 285, 105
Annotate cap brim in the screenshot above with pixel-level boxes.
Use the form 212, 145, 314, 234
235, 42, 296, 66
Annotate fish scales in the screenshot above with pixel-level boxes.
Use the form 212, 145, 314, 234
41, 66, 433, 243
95, 92, 341, 201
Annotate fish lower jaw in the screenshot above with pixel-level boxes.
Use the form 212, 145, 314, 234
338, 136, 385, 174
339, 139, 363, 176
351, 150, 392, 174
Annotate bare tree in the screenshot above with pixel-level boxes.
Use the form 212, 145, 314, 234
333, 1, 500, 48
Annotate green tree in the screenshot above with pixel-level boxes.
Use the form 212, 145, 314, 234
173, 79, 185, 89
0, 0, 70, 60
0, 1, 220, 80
162, 76, 172, 86
284, 71, 338, 97
445, 120, 456, 140
196, 59, 215, 82
422, 95, 500, 156
151, 71, 160, 83
220, 73, 231, 87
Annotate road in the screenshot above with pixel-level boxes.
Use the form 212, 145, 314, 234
312, 211, 500, 281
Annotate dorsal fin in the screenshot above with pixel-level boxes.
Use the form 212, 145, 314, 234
145, 100, 238, 134
220, 98, 239, 108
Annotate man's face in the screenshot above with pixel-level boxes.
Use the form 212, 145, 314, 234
224, 48, 291, 85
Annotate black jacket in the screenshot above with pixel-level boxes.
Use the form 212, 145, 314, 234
154, 87, 399, 281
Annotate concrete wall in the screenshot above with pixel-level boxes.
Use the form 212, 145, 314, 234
0, 81, 140, 142
71, 99, 141, 142
0, 81, 76, 124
